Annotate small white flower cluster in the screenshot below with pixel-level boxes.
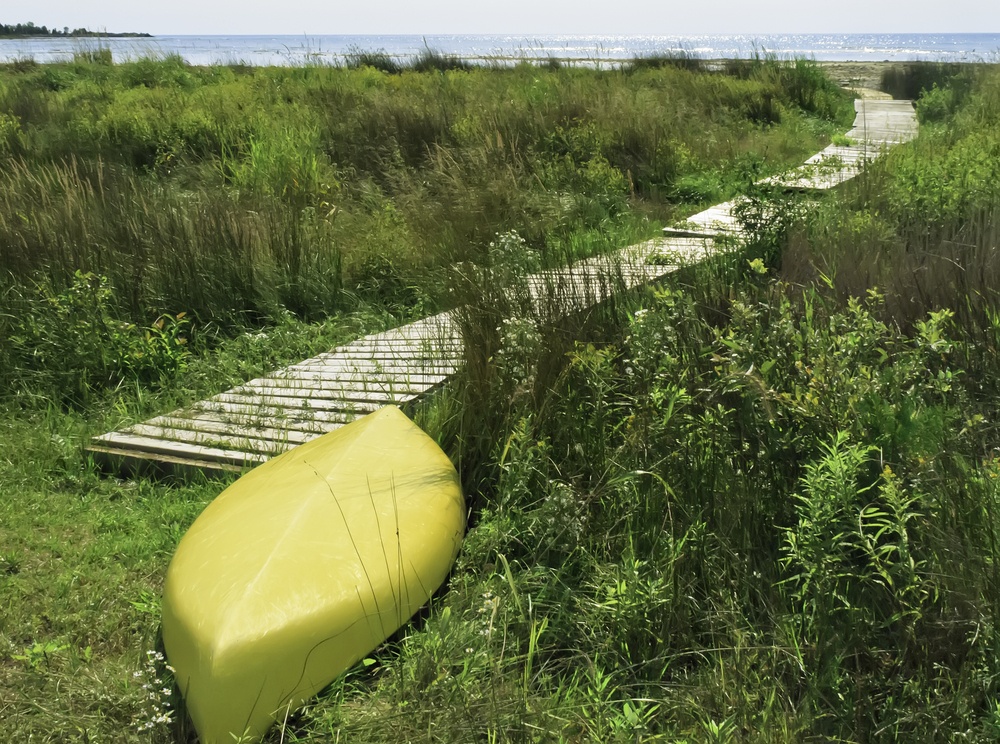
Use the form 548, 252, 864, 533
488, 230, 527, 257
477, 590, 499, 639
496, 316, 542, 390
487, 230, 541, 277
538, 480, 586, 542
627, 302, 684, 376
532, 480, 587, 550
133, 649, 176, 733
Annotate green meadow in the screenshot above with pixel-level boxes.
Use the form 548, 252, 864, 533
3, 52, 1000, 741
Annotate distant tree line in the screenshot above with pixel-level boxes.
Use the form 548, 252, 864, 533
0, 22, 150, 38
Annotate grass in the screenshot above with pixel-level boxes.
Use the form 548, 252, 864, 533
0, 52, 850, 400
10, 55, 996, 743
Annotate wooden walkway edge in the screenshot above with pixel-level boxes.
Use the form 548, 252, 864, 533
87, 98, 918, 478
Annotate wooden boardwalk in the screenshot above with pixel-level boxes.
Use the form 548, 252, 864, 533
87, 236, 715, 476
87, 98, 918, 477
664, 100, 918, 237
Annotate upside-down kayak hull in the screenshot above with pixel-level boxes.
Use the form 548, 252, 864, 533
161, 406, 464, 743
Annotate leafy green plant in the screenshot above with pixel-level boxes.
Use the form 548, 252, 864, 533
915, 83, 957, 123
13, 640, 69, 669
4, 270, 191, 404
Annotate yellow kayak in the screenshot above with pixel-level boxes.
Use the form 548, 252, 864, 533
161, 406, 465, 744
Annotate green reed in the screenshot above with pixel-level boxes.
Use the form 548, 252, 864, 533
0, 53, 848, 404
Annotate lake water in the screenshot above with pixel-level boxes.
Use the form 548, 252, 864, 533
2, 33, 999, 66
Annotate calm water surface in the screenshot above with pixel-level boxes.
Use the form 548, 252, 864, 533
1, 33, 998, 66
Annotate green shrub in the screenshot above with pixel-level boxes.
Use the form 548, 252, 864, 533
915, 83, 957, 123
3, 271, 191, 404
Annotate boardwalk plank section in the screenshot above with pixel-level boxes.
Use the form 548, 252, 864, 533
90, 433, 269, 470
88, 98, 917, 477
665, 99, 917, 236
146, 416, 321, 444
662, 201, 743, 238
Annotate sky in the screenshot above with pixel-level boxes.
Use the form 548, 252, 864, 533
5, 0, 999, 37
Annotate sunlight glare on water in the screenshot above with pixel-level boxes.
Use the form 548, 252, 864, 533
1, 33, 998, 66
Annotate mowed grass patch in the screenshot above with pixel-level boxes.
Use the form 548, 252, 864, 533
0, 409, 221, 740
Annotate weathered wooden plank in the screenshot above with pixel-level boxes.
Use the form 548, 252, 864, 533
258, 373, 447, 390
189, 398, 375, 423
145, 415, 325, 445
285, 357, 458, 379
209, 390, 420, 412
125, 423, 304, 456
768, 166, 862, 191
233, 382, 444, 404
92, 432, 269, 467
234, 377, 447, 400
364, 327, 461, 342
318, 347, 462, 363
86, 443, 246, 479
159, 408, 342, 435
663, 200, 743, 238
360, 338, 461, 351
291, 355, 459, 371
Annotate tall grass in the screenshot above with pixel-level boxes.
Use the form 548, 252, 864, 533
0, 53, 850, 405
624, 48, 708, 73
321, 241, 1000, 741
783, 64, 1000, 372
300, 62, 1000, 742
18, 53, 993, 744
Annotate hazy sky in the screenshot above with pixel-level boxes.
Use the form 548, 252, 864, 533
6, 0, 999, 36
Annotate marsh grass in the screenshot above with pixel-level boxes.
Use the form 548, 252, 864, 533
343, 46, 402, 74
286, 63, 1000, 742
311, 240, 1000, 741
0, 53, 848, 405
625, 48, 708, 73
10, 55, 976, 743
410, 47, 475, 73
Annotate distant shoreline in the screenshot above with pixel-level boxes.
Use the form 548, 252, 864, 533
0, 34, 153, 39
0, 22, 151, 39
